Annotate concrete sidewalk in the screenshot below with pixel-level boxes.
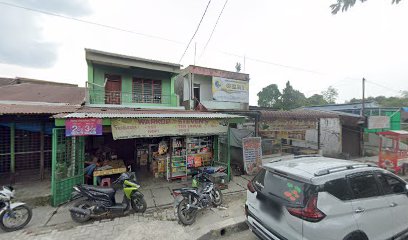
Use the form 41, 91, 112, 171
0, 175, 250, 238
0, 191, 248, 240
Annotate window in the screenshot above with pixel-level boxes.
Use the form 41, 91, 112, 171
254, 169, 311, 206
376, 172, 406, 195
349, 173, 380, 199
132, 79, 162, 103
324, 178, 352, 201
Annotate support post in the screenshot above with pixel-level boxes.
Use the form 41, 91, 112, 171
317, 119, 321, 152
10, 122, 15, 183
361, 78, 366, 157
227, 124, 231, 181
40, 122, 45, 180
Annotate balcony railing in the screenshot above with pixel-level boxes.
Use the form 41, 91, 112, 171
88, 90, 173, 105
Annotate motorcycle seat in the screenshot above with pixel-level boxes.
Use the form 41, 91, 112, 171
81, 184, 115, 194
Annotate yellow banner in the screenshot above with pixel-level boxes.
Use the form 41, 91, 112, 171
111, 118, 228, 140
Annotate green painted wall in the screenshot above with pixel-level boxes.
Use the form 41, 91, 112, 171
88, 63, 178, 107
364, 110, 401, 133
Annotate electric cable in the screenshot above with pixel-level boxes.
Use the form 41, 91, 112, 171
178, 0, 212, 63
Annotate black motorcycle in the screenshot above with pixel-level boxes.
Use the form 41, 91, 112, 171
69, 172, 146, 223
173, 172, 223, 225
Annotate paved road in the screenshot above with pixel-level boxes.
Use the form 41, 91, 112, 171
221, 230, 258, 240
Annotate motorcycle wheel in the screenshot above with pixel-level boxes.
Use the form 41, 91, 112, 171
70, 200, 92, 223
0, 205, 32, 232
131, 197, 147, 213
212, 189, 223, 207
177, 198, 197, 225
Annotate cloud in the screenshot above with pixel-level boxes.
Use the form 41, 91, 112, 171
0, 0, 91, 68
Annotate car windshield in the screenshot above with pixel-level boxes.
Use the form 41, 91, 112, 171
253, 169, 312, 206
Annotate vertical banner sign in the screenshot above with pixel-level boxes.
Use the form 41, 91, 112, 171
242, 137, 262, 175
65, 118, 102, 136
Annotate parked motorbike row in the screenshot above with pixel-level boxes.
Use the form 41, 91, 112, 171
0, 170, 222, 232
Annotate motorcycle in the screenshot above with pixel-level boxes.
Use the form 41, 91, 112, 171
69, 172, 147, 223
0, 186, 32, 232
173, 171, 223, 225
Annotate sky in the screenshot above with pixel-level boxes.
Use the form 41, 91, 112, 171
0, 0, 407, 105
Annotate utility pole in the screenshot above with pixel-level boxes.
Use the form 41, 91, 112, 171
362, 78, 366, 117
361, 78, 366, 157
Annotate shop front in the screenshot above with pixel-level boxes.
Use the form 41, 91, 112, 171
52, 110, 244, 206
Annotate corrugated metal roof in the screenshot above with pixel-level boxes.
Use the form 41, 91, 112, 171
260, 110, 339, 120
0, 83, 85, 105
0, 104, 81, 115
53, 107, 244, 119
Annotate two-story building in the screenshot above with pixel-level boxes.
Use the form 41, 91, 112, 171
176, 65, 250, 111
51, 50, 244, 206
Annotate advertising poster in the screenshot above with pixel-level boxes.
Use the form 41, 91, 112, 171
242, 137, 262, 175
65, 118, 102, 136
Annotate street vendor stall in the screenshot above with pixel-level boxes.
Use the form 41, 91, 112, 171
378, 130, 408, 174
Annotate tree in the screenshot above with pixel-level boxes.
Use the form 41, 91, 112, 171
306, 94, 328, 106
257, 84, 282, 108
280, 81, 307, 110
330, 0, 402, 14
235, 62, 241, 73
322, 86, 339, 104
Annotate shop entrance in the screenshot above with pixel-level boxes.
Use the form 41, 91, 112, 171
84, 133, 218, 186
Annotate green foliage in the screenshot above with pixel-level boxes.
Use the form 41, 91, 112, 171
281, 81, 307, 110
348, 95, 408, 108
257, 81, 308, 110
257, 84, 282, 108
330, 0, 402, 14
322, 86, 339, 104
306, 94, 328, 106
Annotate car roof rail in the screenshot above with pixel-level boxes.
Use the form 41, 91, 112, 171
314, 163, 375, 177
294, 154, 322, 159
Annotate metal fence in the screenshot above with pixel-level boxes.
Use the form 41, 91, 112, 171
88, 90, 173, 105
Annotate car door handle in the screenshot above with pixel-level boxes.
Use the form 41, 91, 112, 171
389, 202, 398, 207
355, 207, 365, 213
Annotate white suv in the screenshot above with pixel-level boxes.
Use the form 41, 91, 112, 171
245, 156, 408, 240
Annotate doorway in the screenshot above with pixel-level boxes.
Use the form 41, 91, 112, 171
193, 84, 200, 108
105, 74, 121, 104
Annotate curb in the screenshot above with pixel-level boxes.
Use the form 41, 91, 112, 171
197, 220, 249, 240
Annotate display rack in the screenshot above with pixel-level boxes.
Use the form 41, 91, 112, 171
186, 136, 213, 171
168, 137, 187, 180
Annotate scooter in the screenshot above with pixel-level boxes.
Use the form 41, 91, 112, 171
69, 172, 146, 223
0, 186, 32, 232
172, 171, 223, 225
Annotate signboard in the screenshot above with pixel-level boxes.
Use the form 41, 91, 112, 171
212, 77, 249, 103
111, 118, 228, 140
66, 118, 102, 136
242, 137, 262, 175
259, 119, 316, 138
368, 116, 390, 129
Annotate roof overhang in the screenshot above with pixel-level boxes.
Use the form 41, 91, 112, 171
53, 112, 245, 119
85, 49, 181, 74
182, 65, 249, 81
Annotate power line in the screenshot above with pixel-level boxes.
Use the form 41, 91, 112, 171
366, 79, 402, 95
0, 1, 184, 45
178, 0, 212, 63
199, 0, 229, 60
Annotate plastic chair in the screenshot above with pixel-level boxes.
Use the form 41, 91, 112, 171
100, 178, 111, 187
